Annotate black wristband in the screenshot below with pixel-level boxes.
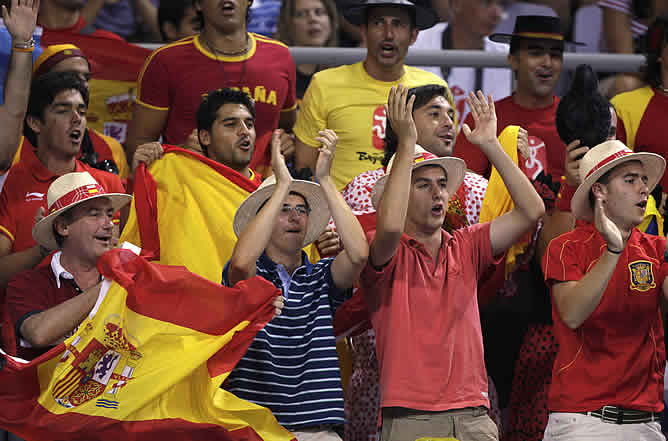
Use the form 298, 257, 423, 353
607, 246, 623, 254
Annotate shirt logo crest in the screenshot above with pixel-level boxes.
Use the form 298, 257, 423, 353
628, 260, 656, 292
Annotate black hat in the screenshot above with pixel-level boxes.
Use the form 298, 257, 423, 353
489, 15, 584, 46
343, 0, 438, 31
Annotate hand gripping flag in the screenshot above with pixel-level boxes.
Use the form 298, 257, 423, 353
0, 248, 295, 441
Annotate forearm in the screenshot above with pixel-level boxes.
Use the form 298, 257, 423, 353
376, 140, 413, 235
20, 284, 100, 347
133, 0, 160, 41
555, 250, 620, 329
0, 245, 43, 286
320, 177, 368, 265
229, 183, 291, 282
0, 50, 33, 170
483, 139, 545, 221
294, 140, 318, 176
602, 8, 634, 53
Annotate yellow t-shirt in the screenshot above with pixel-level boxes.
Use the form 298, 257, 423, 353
293, 62, 449, 190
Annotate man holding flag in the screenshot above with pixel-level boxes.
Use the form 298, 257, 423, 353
1, 170, 290, 441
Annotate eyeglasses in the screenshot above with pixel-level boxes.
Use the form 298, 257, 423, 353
280, 205, 310, 216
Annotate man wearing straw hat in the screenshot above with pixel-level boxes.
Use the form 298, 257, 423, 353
542, 140, 668, 440
224, 129, 368, 440
3, 171, 130, 361
360, 86, 545, 441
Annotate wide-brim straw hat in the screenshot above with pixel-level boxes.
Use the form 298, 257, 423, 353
571, 140, 665, 221
371, 144, 465, 209
343, 0, 439, 31
233, 175, 331, 247
33, 171, 131, 250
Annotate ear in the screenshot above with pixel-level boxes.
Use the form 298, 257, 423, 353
26, 115, 42, 135
410, 28, 419, 45
507, 53, 519, 71
53, 218, 69, 239
591, 182, 608, 201
198, 129, 211, 148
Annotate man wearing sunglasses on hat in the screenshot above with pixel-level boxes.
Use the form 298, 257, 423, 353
223, 129, 368, 441
543, 140, 667, 440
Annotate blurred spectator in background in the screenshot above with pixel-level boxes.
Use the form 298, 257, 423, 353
37, 0, 122, 40
275, 0, 339, 100
412, 0, 512, 126
599, 0, 667, 95
248, 0, 281, 37
157, 0, 200, 42
127, 0, 297, 176
81, 0, 160, 41
612, 15, 668, 201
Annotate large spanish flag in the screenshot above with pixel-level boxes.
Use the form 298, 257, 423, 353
40, 31, 151, 144
0, 248, 294, 440
119, 146, 264, 283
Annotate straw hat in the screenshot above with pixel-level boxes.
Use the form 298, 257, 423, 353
371, 144, 465, 209
343, 0, 438, 31
571, 140, 665, 221
233, 175, 331, 247
32, 172, 132, 250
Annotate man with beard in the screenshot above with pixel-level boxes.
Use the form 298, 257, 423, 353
292, 0, 447, 191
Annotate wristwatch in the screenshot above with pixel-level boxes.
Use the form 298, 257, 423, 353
13, 37, 35, 50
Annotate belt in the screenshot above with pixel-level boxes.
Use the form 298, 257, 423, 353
579, 406, 660, 424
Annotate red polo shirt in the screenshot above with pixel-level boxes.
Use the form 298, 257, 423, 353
359, 222, 500, 411
543, 224, 667, 412
0, 148, 125, 253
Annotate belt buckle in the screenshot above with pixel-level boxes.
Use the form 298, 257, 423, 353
600, 405, 621, 424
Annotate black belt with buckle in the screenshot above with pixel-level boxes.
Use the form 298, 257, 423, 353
581, 406, 660, 424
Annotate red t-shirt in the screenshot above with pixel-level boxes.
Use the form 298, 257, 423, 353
617, 92, 668, 189
0, 148, 126, 253
454, 95, 566, 182
136, 33, 296, 171
359, 223, 500, 411
543, 224, 666, 412
4, 253, 80, 360
40, 16, 124, 41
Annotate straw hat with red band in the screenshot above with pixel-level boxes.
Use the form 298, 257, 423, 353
489, 15, 584, 46
371, 144, 466, 209
32, 172, 132, 250
571, 140, 666, 221
33, 44, 90, 78
233, 174, 331, 248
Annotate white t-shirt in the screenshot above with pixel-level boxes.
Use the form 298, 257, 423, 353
411, 23, 513, 127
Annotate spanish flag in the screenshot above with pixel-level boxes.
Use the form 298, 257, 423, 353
0, 248, 295, 440
120, 146, 263, 283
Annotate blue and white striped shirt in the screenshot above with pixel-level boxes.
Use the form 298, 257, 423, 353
222, 252, 348, 430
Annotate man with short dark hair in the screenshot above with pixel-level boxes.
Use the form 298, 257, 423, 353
0, 71, 126, 287
158, 0, 200, 42
127, 0, 297, 175
293, 0, 448, 191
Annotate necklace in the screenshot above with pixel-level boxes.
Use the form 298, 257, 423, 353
200, 33, 250, 88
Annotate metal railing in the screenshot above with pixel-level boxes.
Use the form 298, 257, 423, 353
139, 44, 646, 73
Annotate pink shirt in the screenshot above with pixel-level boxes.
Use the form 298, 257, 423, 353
360, 222, 499, 411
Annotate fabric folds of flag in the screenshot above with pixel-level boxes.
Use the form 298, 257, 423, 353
0, 248, 295, 441
119, 147, 263, 284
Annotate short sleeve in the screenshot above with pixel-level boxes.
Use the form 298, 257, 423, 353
543, 236, 585, 285
359, 230, 399, 307
292, 74, 327, 148
5, 269, 51, 338
281, 49, 297, 112
453, 222, 498, 276
136, 52, 170, 110
0, 184, 15, 244
453, 112, 492, 178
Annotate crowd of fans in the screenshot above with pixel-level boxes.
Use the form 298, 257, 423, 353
1, 0, 668, 440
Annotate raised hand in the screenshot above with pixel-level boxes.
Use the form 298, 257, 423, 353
564, 140, 589, 186
271, 129, 292, 186
3, 0, 39, 43
314, 129, 337, 182
594, 197, 624, 252
462, 91, 497, 148
385, 84, 417, 150
132, 142, 164, 175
